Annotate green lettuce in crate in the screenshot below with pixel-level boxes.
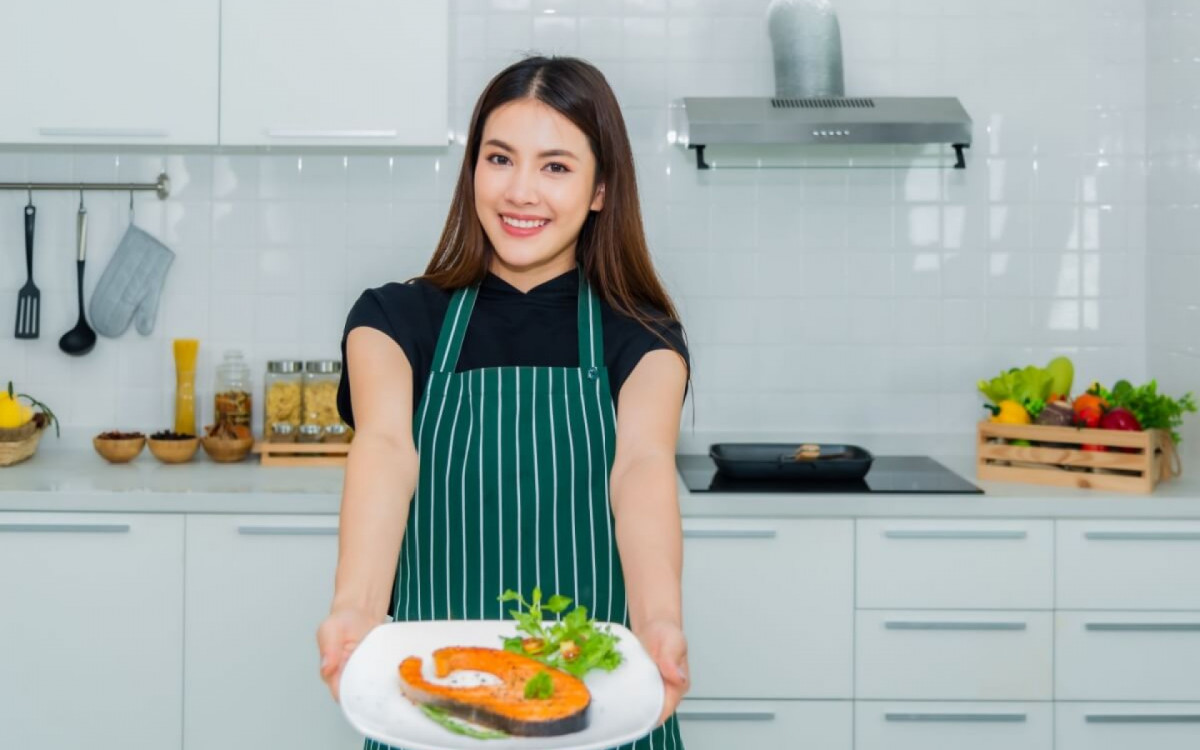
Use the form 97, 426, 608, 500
977, 365, 1054, 419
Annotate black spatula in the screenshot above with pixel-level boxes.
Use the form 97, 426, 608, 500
14, 201, 40, 339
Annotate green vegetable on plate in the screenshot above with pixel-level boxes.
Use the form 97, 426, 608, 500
499, 588, 623, 679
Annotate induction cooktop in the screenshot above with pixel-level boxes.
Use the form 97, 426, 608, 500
677, 454, 983, 494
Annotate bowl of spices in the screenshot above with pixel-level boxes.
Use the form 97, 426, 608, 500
93, 431, 146, 463
147, 430, 199, 464
201, 422, 254, 463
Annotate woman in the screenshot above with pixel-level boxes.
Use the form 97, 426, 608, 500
318, 56, 690, 750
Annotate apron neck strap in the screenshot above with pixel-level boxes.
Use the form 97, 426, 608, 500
430, 284, 479, 374
577, 268, 604, 371
430, 267, 604, 374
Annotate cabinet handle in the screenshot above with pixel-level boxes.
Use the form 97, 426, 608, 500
677, 710, 775, 722
265, 129, 398, 139
1085, 531, 1200, 541
1086, 714, 1200, 723
683, 529, 776, 540
38, 127, 168, 138
0, 523, 130, 533
886, 712, 1027, 723
237, 525, 338, 536
884, 530, 1027, 540
1086, 622, 1200, 632
885, 620, 1026, 631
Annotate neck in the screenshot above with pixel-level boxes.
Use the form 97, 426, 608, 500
487, 247, 577, 293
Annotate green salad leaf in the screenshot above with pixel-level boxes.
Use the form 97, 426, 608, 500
1091, 379, 1198, 444
524, 671, 554, 699
419, 705, 508, 740
498, 587, 623, 678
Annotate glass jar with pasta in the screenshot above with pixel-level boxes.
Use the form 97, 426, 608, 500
264, 360, 303, 432
302, 360, 343, 430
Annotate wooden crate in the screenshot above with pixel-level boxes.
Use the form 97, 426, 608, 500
252, 440, 349, 467
977, 421, 1182, 494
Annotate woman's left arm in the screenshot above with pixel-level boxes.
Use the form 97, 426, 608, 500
609, 348, 690, 725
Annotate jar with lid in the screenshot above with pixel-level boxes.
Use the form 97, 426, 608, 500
214, 350, 252, 435
264, 360, 303, 430
302, 360, 343, 429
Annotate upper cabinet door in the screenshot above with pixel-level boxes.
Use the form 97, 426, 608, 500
0, 0, 218, 145
220, 0, 448, 147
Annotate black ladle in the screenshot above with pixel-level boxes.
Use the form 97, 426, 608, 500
59, 198, 96, 356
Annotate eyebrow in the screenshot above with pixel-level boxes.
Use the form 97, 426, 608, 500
483, 138, 579, 160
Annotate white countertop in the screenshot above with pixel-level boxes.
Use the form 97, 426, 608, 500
4, 438, 1200, 518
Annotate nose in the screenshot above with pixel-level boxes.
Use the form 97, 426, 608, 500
503, 164, 540, 206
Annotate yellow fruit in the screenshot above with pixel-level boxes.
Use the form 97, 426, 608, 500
0, 398, 27, 429
990, 399, 1031, 425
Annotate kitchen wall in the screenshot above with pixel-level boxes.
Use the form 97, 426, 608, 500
0, 0, 1158, 448
1147, 0, 1200, 461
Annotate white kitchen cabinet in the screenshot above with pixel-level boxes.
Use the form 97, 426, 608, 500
1056, 702, 1200, 750
855, 701, 1053, 750
1057, 520, 1200, 610
676, 699, 852, 750
857, 518, 1053, 610
1055, 610, 1200, 701
184, 515, 362, 750
681, 518, 853, 699
220, 0, 448, 147
0, 513, 184, 750
855, 610, 1053, 700
0, 0, 218, 145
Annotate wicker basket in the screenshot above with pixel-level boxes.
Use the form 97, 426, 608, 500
0, 421, 46, 467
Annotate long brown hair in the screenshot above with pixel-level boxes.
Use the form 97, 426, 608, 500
421, 56, 684, 353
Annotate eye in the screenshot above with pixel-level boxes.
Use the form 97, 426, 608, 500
486, 153, 511, 166
545, 162, 570, 174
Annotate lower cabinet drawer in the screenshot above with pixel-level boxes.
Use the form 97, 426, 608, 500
855, 701, 1052, 750
676, 699, 851, 750
1056, 611, 1200, 700
1057, 702, 1200, 750
856, 610, 1053, 700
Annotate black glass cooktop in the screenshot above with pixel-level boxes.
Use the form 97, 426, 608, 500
678, 455, 983, 494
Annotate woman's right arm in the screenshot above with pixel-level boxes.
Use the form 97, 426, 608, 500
317, 326, 419, 701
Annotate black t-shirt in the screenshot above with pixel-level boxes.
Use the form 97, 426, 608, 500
336, 268, 689, 429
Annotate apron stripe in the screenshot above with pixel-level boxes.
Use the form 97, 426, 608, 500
461, 371, 475, 620
380, 268, 684, 750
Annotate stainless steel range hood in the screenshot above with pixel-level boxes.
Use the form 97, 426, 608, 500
679, 95, 973, 169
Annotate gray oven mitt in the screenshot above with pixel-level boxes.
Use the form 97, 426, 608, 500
88, 224, 175, 337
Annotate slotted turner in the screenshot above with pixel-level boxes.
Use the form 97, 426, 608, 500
15, 202, 39, 339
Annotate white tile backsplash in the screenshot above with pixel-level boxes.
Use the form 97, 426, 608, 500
2, 0, 1193, 448
1148, 0, 1200, 461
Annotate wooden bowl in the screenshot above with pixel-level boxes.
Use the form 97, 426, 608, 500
201, 435, 254, 463
147, 436, 199, 464
93, 434, 146, 463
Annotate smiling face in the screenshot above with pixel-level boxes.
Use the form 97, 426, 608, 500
474, 98, 605, 287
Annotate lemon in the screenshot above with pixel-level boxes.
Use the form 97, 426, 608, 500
0, 398, 27, 429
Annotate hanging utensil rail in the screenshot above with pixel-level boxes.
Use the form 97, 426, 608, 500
0, 172, 170, 199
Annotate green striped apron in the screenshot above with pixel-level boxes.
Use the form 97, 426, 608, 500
365, 270, 683, 750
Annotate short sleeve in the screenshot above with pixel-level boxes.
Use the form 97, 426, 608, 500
336, 286, 422, 429
607, 314, 690, 406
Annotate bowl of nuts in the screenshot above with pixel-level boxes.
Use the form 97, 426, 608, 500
93, 431, 146, 463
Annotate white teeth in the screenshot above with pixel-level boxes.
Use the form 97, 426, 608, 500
502, 215, 548, 229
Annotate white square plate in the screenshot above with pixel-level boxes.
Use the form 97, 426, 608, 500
339, 619, 664, 750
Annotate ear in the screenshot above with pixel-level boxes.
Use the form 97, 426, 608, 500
590, 183, 605, 212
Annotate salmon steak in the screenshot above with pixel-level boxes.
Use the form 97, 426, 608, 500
398, 646, 591, 736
